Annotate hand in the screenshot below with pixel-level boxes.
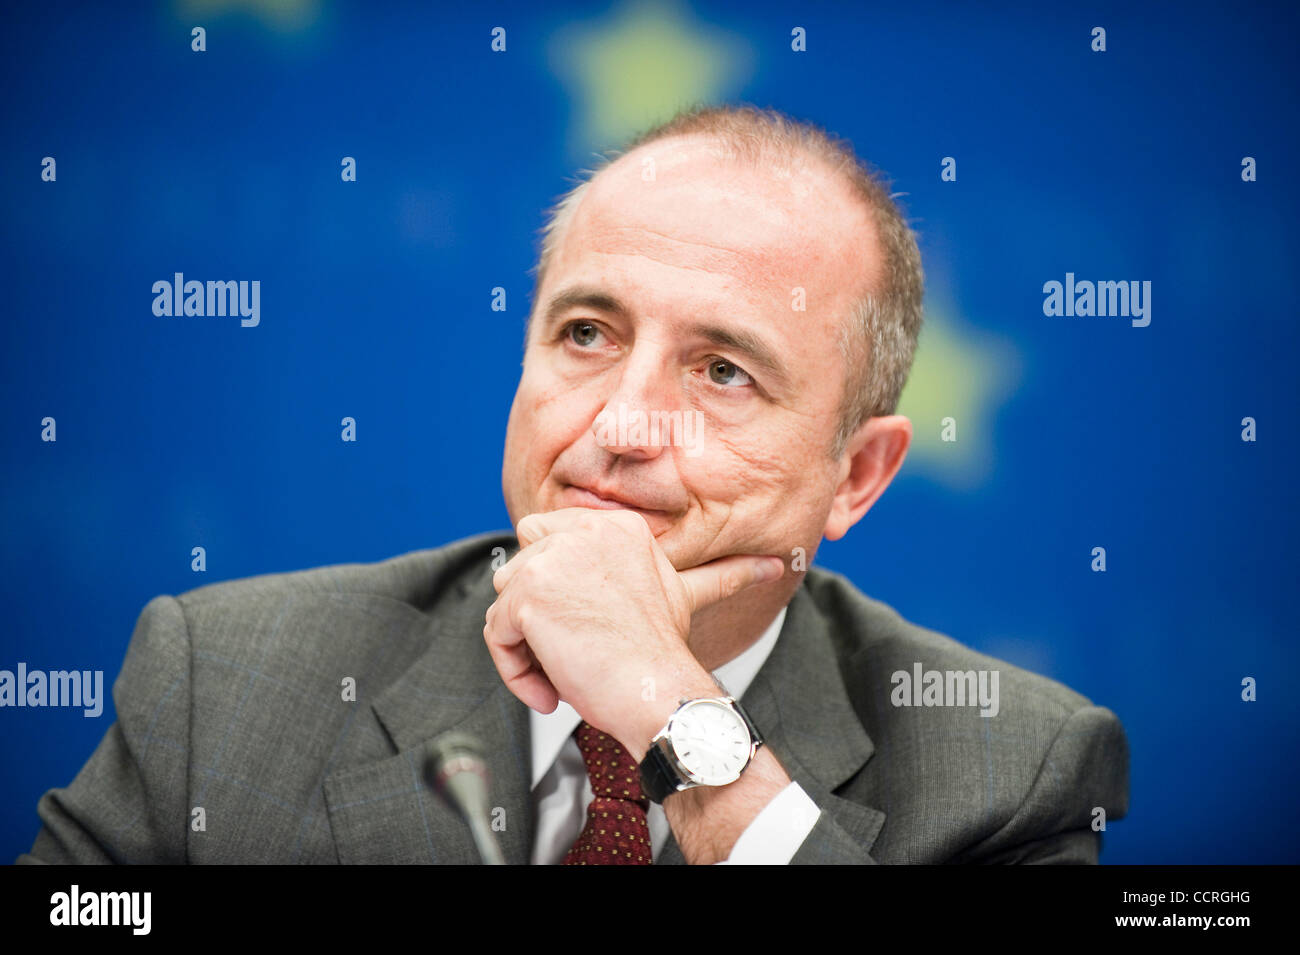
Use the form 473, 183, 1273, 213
484, 507, 785, 758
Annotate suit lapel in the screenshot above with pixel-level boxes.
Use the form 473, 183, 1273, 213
323, 562, 534, 864
656, 578, 886, 864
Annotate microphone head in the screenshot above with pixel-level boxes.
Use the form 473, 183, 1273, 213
425, 731, 491, 798
423, 730, 506, 864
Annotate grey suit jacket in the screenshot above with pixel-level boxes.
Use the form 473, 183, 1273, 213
18, 530, 1129, 864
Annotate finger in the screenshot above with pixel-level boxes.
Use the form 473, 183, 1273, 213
501, 653, 561, 713
678, 554, 786, 615
515, 506, 645, 548
482, 605, 560, 713
515, 508, 588, 548
491, 534, 555, 594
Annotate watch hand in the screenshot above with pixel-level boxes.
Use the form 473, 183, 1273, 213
686, 738, 730, 762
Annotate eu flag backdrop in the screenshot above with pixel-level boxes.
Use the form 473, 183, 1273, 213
2, 0, 1297, 864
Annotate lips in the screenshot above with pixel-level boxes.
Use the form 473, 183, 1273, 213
562, 483, 669, 514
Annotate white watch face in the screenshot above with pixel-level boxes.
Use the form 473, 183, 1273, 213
669, 700, 752, 785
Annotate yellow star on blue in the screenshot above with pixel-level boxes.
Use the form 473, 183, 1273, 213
895, 304, 1021, 490
548, 0, 754, 156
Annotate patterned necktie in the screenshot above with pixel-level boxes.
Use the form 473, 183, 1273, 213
563, 720, 654, 865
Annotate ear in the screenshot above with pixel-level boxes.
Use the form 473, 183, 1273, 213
823, 415, 912, 541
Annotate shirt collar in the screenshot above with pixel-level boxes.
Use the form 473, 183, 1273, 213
528, 604, 790, 789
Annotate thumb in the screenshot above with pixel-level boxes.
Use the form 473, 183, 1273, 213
678, 555, 786, 614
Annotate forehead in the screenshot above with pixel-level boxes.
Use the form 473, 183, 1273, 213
555, 134, 880, 303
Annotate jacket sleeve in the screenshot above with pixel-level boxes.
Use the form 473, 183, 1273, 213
788, 811, 878, 864
16, 595, 193, 864
962, 704, 1130, 864
790, 704, 1129, 865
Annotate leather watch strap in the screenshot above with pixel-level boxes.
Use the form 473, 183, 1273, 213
639, 742, 681, 804
735, 698, 764, 749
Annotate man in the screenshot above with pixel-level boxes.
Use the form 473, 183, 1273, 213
19, 104, 1128, 865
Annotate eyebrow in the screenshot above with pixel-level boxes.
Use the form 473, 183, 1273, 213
539, 284, 793, 390
541, 285, 631, 326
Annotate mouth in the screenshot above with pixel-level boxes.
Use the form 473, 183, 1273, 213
560, 484, 674, 522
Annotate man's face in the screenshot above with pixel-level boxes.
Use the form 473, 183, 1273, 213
502, 134, 882, 573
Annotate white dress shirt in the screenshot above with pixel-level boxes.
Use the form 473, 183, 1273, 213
529, 604, 822, 864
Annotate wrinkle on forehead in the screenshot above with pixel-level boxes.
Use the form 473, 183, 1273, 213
591, 224, 786, 281
570, 198, 833, 302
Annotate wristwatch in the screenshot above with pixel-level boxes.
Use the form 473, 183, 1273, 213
638, 696, 764, 803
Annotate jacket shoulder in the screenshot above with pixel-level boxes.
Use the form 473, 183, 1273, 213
800, 564, 1129, 862
802, 564, 1093, 717
164, 528, 516, 693
175, 529, 516, 612
81, 530, 517, 863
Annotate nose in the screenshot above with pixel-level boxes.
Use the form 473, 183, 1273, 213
590, 344, 680, 460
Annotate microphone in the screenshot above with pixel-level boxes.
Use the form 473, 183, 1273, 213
424, 731, 507, 865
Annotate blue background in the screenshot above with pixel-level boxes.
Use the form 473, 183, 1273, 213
2, 0, 1297, 864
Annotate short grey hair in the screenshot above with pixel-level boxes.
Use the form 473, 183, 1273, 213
527, 103, 924, 458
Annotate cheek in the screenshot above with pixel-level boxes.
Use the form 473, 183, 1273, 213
688, 428, 839, 534
702, 428, 805, 496
509, 368, 602, 463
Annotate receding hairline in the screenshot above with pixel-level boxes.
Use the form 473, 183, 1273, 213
530, 129, 885, 325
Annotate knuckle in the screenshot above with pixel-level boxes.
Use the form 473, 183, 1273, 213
614, 508, 646, 530
514, 600, 533, 632
520, 552, 548, 583
719, 569, 742, 598
516, 515, 540, 543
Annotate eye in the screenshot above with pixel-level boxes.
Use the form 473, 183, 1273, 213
706, 358, 754, 388
566, 321, 603, 347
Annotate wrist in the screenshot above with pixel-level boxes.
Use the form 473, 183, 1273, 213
664, 747, 793, 864
625, 669, 722, 763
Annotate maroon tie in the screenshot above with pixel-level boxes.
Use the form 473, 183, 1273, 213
563, 721, 653, 865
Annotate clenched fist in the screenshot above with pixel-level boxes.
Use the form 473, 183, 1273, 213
484, 507, 785, 760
